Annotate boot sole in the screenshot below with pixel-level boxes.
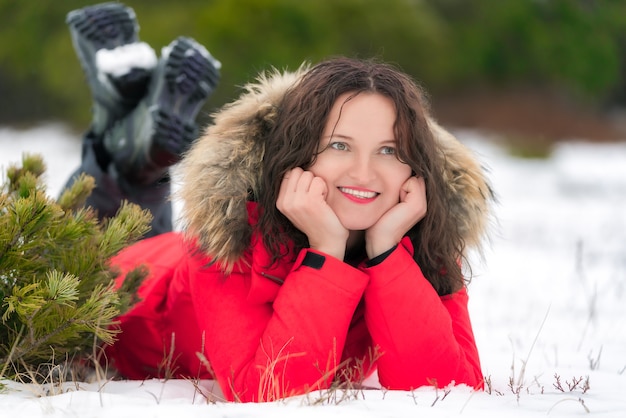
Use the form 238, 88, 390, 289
151, 37, 221, 161
66, 3, 138, 52
67, 2, 146, 133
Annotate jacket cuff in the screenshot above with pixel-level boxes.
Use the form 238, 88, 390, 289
360, 236, 414, 270
359, 238, 420, 288
365, 245, 397, 267
289, 248, 369, 291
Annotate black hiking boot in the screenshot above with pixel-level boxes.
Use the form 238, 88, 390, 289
66, 2, 156, 136
104, 36, 221, 186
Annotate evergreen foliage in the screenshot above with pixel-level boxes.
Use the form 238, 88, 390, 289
1, 0, 625, 126
0, 154, 151, 379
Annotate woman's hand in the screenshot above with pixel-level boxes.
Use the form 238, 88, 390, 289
277, 167, 349, 260
365, 176, 427, 259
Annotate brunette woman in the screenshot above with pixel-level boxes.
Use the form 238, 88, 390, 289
105, 57, 494, 402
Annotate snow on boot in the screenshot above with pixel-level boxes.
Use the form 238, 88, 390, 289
104, 36, 221, 186
67, 2, 157, 136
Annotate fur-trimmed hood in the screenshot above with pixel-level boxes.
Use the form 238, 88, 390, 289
178, 67, 494, 267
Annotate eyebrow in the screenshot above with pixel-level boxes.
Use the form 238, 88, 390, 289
322, 133, 350, 140
323, 134, 397, 143
322, 133, 398, 146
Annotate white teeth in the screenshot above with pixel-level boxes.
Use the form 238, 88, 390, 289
339, 187, 377, 199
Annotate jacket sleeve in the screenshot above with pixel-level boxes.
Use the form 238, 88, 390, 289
361, 238, 483, 390
188, 249, 369, 402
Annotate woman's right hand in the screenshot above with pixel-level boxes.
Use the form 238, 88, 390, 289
277, 167, 348, 260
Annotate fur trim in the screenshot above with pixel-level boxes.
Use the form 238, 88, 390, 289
428, 119, 495, 249
178, 68, 304, 268
178, 67, 493, 269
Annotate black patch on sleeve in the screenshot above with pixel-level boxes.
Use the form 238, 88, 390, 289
302, 251, 326, 270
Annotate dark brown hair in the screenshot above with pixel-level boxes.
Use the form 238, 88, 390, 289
257, 57, 464, 295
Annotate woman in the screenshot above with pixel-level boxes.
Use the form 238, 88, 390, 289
104, 57, 494, 402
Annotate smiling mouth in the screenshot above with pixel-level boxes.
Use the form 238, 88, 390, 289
338, 187, 378, 199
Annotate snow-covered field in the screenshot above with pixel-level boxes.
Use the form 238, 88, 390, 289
1, 123, 625, 417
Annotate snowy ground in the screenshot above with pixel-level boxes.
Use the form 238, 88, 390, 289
1, 123, 625, 417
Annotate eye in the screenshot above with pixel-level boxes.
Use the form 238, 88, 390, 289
380, 146, 396, 155
330, 142, 348, 151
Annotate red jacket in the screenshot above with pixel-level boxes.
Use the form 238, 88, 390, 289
106, 209, 483, 402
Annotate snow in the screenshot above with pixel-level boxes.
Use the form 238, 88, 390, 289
1, 123, 625, 416
96, 42, 157, 76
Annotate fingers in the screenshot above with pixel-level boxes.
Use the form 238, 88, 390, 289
398, 176, 427, 224
276, 168, 346, 256
280, 167, 302, 194
309, 176, 328, 199
400, 176, 425, 202
406, 176, 427, 220
280, 167, 315, 193
277, 168, 327, 214
278, 168, 303, 211
365, 176, 427, 258
402, 175, 425, 193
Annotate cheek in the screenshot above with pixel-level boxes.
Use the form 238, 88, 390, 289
308, 156, 334, 181
383, 166, 411, 201
388, 163, 412, 186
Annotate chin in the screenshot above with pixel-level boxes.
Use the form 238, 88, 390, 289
339, 219, 376, 232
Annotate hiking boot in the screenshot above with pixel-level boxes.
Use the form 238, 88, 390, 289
67, 2, 157, 136
103, 36, 221, 186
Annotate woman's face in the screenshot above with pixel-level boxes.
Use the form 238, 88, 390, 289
309, 92, 413, 231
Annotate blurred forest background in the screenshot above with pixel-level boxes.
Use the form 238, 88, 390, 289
2, 0, 626, 149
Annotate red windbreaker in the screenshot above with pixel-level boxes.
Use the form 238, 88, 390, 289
106, 209, 483, 402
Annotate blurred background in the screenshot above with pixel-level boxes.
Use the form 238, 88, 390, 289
2, 0, 626, 153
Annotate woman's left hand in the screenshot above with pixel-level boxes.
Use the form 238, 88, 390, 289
365, 176, 427, 259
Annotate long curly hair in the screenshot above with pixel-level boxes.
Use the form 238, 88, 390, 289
256, 57, 465, 295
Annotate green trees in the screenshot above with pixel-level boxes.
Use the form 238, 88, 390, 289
0, 154, 151, 378
427, 0, 624, 99
0, 0, 625, 127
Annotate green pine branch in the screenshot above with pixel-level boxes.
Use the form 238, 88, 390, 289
0, 153, 152, 378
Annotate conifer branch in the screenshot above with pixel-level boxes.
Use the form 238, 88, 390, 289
1, 153, 151, 380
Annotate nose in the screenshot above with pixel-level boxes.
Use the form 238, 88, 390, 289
347, 155, 376, 184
